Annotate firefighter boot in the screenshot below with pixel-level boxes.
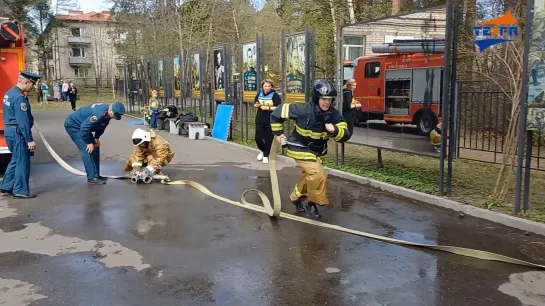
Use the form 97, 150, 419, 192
305, 201, 322, 219
291, 199, 306, 213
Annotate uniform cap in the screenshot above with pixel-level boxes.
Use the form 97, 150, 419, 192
20, 71, 42, 83
111, 102, 126, 120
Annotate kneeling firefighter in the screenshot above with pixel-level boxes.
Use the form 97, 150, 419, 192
270, 79, 352, 218
124, 128, 175, 183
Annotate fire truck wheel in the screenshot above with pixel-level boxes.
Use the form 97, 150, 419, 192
416, 111, 437, 136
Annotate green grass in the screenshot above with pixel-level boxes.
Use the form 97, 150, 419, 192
229, 122, 545, 224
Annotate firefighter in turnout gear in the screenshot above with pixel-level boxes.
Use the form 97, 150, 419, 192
124, 128, 175, 181
430, 123, 442, 152
270, 79, 351, 218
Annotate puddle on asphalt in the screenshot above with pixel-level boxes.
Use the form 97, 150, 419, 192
498, 271, 545, 306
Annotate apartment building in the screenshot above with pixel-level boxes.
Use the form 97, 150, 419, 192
48, 10, 124, 87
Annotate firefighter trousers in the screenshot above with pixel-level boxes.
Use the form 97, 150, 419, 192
289, 158, 329, 205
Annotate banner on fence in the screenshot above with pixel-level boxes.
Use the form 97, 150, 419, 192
158, 59, 164, 96
243, 41, 257, 102
192, 53, 201, 99
526, 2, 545, 131
284, 33, 306, 103
174, 56, 181, 97
214, 47, 226, 101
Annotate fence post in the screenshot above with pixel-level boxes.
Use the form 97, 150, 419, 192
515, 0, 535, 214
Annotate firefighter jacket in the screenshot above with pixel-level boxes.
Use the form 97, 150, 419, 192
270, 102, 351, 161
124, 130, 175, 171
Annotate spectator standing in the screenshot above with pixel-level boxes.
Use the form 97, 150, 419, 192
40, 81, 49, 105
53, 81, 61, 101
62, 79, 69, 101
253, 79, 281, 164
68, 82, 78, 111
342, 79, 360, 135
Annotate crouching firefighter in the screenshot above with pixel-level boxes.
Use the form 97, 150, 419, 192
270, 79, 351, 218
124, 128, 175, 183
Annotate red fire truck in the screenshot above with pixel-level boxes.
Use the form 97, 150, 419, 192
352, 39, 444, 135
0, 18, 26, 170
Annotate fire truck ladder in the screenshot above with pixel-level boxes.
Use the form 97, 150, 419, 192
372, 39, 445, 54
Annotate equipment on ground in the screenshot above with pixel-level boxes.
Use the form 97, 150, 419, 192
352, 39, 444, 136
33, 121, 545, 270
157, 105, 179, 130
0, 18, 26, 171
130, 168, 153, 184
176, 112, 199, 135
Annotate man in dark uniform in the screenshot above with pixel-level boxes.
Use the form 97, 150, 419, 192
270, 79, 351, 218
64, 102, 125, 184
0, 71, 41, 198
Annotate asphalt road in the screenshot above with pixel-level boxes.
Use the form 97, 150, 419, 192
0, 109, 544, 306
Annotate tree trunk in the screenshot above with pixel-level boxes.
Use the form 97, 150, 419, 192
231, 3, 241, 44
347, 0, 356, 24
330, 0, 337, 44
392, 0, 400, 15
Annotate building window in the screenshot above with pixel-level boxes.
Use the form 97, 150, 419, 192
70, 47, 85, 57
74, 67, 89, 77
71, 28, 81, 37
343, 36, 365, 60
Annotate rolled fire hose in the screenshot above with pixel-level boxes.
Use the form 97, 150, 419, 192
33, 122, 545, 270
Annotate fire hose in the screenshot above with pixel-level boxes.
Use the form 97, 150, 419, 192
34, 122, 545, 270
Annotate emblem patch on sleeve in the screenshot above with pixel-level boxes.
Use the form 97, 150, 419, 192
21, 103, 27, 111
90, 116, 98, 123
3, 95, 9, 106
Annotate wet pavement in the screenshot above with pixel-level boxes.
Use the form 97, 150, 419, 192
0, 109, 545, 305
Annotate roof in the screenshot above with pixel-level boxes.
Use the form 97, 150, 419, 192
55, 10, 115, 22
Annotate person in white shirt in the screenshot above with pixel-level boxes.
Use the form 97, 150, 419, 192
62, 80, 69, 101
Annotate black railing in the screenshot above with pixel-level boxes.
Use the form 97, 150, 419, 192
457, 80, 545, 170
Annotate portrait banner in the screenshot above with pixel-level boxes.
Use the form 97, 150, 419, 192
214, 48, 226, 101
158, 59, 164, 96
192, 53, 201, 99
527, 1, 545, 131
242, 41, 257, 102
174, 57, 181, 97
285, 33, 306, 103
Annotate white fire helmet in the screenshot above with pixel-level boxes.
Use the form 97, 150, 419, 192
132, 128, 151, 146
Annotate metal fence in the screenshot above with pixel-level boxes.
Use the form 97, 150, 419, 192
456, 80, 545, 170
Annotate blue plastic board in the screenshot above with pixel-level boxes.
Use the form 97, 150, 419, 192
128, 119, 145, 125
211, 104, 234, 141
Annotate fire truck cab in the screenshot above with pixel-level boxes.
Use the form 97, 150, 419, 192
352, 39, 444, 136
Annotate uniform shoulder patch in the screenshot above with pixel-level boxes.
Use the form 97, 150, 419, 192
3, 95, 9, 106
21, 102, 27, 111
90, 115, 98, 123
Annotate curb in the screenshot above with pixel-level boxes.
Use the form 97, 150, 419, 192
206, 136, 545, 236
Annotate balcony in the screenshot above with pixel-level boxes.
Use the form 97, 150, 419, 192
68, 36, 91, 44
69, 57, 93, 65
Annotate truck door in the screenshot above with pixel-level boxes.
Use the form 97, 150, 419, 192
361, 60, 384, 113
